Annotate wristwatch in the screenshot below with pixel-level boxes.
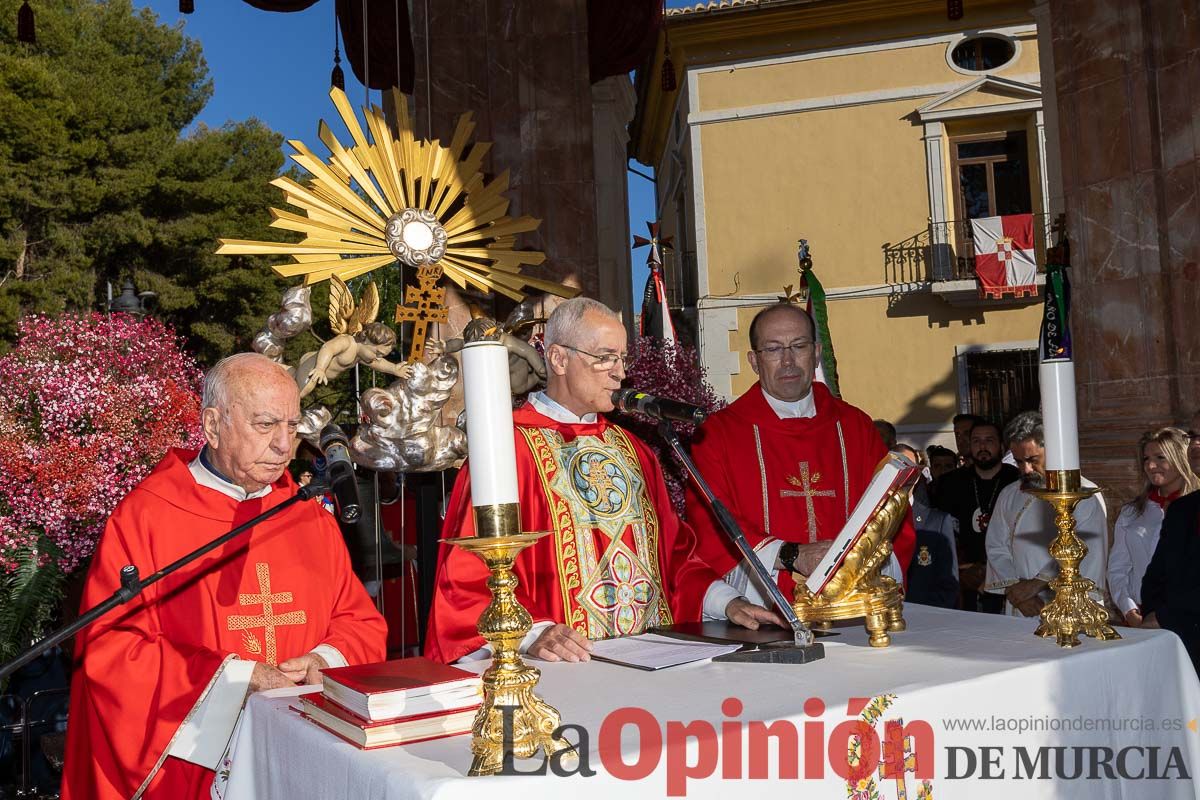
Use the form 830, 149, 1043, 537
778, 541, 801, 573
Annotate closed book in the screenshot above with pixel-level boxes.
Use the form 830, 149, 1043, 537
297, 694, 478, 750
320, 656, 483, 721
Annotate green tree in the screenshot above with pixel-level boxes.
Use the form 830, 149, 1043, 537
0, 0, 292, 363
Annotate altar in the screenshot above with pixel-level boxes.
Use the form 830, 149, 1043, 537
217, 605, 1200, 800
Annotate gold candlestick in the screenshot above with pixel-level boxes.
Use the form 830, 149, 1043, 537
1025, 470, 1120, 648
447, 506, 573, 776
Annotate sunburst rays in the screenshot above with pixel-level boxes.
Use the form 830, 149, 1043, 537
216, 87, 579, 303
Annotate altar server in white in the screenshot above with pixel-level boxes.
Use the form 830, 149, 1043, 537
983, 411, 1107, 617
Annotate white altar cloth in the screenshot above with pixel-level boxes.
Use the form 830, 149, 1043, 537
218, 605, 1200, 800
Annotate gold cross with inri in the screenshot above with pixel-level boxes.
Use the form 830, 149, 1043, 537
780, 462, 835, 543
226, 562, 306, 666
394, 264, 449, 363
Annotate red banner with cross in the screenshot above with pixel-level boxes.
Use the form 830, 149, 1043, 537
970, 213, 1039, 299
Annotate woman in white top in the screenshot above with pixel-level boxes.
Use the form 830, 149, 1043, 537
1107, 427, 1200, 626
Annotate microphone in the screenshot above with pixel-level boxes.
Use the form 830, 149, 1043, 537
612, 388, 708, 426
318, 424, 362, 524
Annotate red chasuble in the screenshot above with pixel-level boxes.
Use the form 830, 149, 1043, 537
687, 382, 915, 595
424, 404, 721, 664
62, 449, 387, 800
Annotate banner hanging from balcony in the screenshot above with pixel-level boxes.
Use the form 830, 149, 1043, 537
970, 213, 1038, 299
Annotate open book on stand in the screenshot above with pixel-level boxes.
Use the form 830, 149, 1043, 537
804, 451, 921, 596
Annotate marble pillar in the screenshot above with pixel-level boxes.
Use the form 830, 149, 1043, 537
1047, 0, 1200, 496
411, 0, 630, 323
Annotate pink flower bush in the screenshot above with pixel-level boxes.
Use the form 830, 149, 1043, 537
0, 313, 204, 575
617, 336, 725, 515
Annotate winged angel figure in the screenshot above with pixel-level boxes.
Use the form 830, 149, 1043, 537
293, 277, 410, 399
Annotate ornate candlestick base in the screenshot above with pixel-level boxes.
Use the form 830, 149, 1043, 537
791, 488, 910, 647
447, 528, 573, 777
1025, 470, 1121, 648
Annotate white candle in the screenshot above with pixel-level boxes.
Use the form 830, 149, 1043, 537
1040, 359, 1080, 471
461, 341, 519, 506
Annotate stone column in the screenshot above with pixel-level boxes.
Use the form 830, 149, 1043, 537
410, 0, 605, 307
591, 75, 636, 331
1046, 0, 1199, 495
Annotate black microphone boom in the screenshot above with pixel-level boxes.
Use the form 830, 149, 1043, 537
319, 423, 362, 524
612, 388, 708, 426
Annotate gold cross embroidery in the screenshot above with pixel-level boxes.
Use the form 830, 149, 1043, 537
226, 563, 307, 666
582, 461, 620, 499
780, 462, 835, 543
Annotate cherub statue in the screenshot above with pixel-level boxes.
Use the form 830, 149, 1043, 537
439, 302, 548, 395
351, 351, 466, 472
290, 277, 410, 399
293, 322, 412, 399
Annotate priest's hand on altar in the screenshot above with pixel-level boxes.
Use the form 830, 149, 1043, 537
249, 662, 300, 692
528, 624, 593, 663
1124, 608, 1144, 627
725, 598, 787, 630
278, 652, 330, 685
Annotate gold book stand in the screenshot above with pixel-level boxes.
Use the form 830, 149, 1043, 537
790, 488, 911, 647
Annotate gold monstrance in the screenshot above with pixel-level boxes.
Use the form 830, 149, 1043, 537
216, 87, 578, 362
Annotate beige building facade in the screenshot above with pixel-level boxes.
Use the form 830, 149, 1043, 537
631, 0, 1065, 451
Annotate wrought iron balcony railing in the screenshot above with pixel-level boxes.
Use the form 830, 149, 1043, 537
883, 212, 1053, 286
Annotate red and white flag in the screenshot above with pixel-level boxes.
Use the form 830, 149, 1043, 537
971, 213, 1038, 299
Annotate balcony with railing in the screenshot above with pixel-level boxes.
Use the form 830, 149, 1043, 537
883, 212, 1050, 306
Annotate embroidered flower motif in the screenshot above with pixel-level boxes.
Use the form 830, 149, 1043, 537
587, 549, 654, 635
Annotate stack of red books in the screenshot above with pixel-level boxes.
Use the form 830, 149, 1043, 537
297, 657, 483, 749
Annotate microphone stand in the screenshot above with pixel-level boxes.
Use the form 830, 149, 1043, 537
657, 420, 824, 664
0, 482, 332, 684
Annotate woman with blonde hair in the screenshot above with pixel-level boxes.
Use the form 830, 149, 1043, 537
1107, 427, 1200, 626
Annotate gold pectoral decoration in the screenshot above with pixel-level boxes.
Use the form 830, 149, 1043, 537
790, 488, 910, 647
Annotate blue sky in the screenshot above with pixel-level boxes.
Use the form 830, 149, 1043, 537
136, 0, 658, 313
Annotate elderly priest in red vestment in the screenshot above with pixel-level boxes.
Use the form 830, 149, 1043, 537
686, 304, 915, 603
62, 353, 386, 800
426, 298, 781, 665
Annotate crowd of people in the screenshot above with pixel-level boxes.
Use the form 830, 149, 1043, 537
875, 408, 1200, 657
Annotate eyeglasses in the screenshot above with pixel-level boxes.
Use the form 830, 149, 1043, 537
562, 345, 630, 371
754, 341, 814, 361
1187, 431, 1200, 443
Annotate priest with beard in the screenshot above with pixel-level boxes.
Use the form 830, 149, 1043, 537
982, 411, 1107, 616
684, 303, 915, 605
425, 298, 781, 665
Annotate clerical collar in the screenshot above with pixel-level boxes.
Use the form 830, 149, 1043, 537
761, 386, 816, 420
189, 447, 273, 502
528, 391, 598, 424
